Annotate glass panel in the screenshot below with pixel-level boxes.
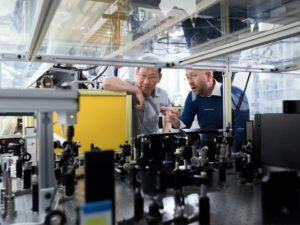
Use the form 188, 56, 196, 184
0, 61, 53, 88
37, 0, 114, 57
124, 0, 300, 63
188, 0, 300, 53
232, 71, 300, 120
37, 0, 300, 65
37, 0, 216, 61
251, 72, 300, 115
0, 0, 38, 54
190, 34, 300, 73
238, 35, 300, 71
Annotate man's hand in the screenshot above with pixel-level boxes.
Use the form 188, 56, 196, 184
160, 106, 181, 129
134, 89, 145, 110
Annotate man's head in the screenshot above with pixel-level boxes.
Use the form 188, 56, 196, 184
136, 67, 162, 96
186, 69, 215, 96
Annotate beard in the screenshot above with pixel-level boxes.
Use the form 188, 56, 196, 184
192, 82, 208, 96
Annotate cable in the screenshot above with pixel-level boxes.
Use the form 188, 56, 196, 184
53, 64, 78, 71
234, 72, 251, 117
81, 65, 98, 71
92, 66, 109, 81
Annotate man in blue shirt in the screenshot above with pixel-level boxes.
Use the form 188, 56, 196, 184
163, 69, 249, 151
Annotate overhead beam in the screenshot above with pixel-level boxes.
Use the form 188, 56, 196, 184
25, 0, 61, 61
35, 54, 163, 67
35, 54, 279, 73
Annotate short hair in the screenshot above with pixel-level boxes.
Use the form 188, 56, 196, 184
137, 67, 161, 74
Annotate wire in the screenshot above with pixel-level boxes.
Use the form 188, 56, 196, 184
53, 64, 99, 72
92, 66, 108, 81
235, 72, 251, 117
81, 65, 98, 71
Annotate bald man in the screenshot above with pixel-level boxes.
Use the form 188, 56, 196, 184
163, 69, 249, 151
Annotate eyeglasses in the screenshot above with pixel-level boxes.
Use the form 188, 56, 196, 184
138, 73, 159, 82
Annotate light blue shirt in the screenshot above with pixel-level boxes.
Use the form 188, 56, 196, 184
127, 81, 171, 138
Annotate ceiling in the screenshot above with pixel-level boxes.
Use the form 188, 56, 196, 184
1, 0, 300, 88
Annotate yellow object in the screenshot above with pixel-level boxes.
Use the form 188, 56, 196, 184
85, 217, 110, 225
54, 90, 131, 152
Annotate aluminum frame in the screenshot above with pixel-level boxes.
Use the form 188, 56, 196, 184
0, 88, 78, 217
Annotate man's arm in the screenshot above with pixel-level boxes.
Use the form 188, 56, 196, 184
178, 92, 196, 129
103, 76, 138, 94
103, 76, 144, 110
161, 92, 195, 130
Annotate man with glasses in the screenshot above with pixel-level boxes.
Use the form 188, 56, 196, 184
162, 69, 249, 151
103, 67, 171, 138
